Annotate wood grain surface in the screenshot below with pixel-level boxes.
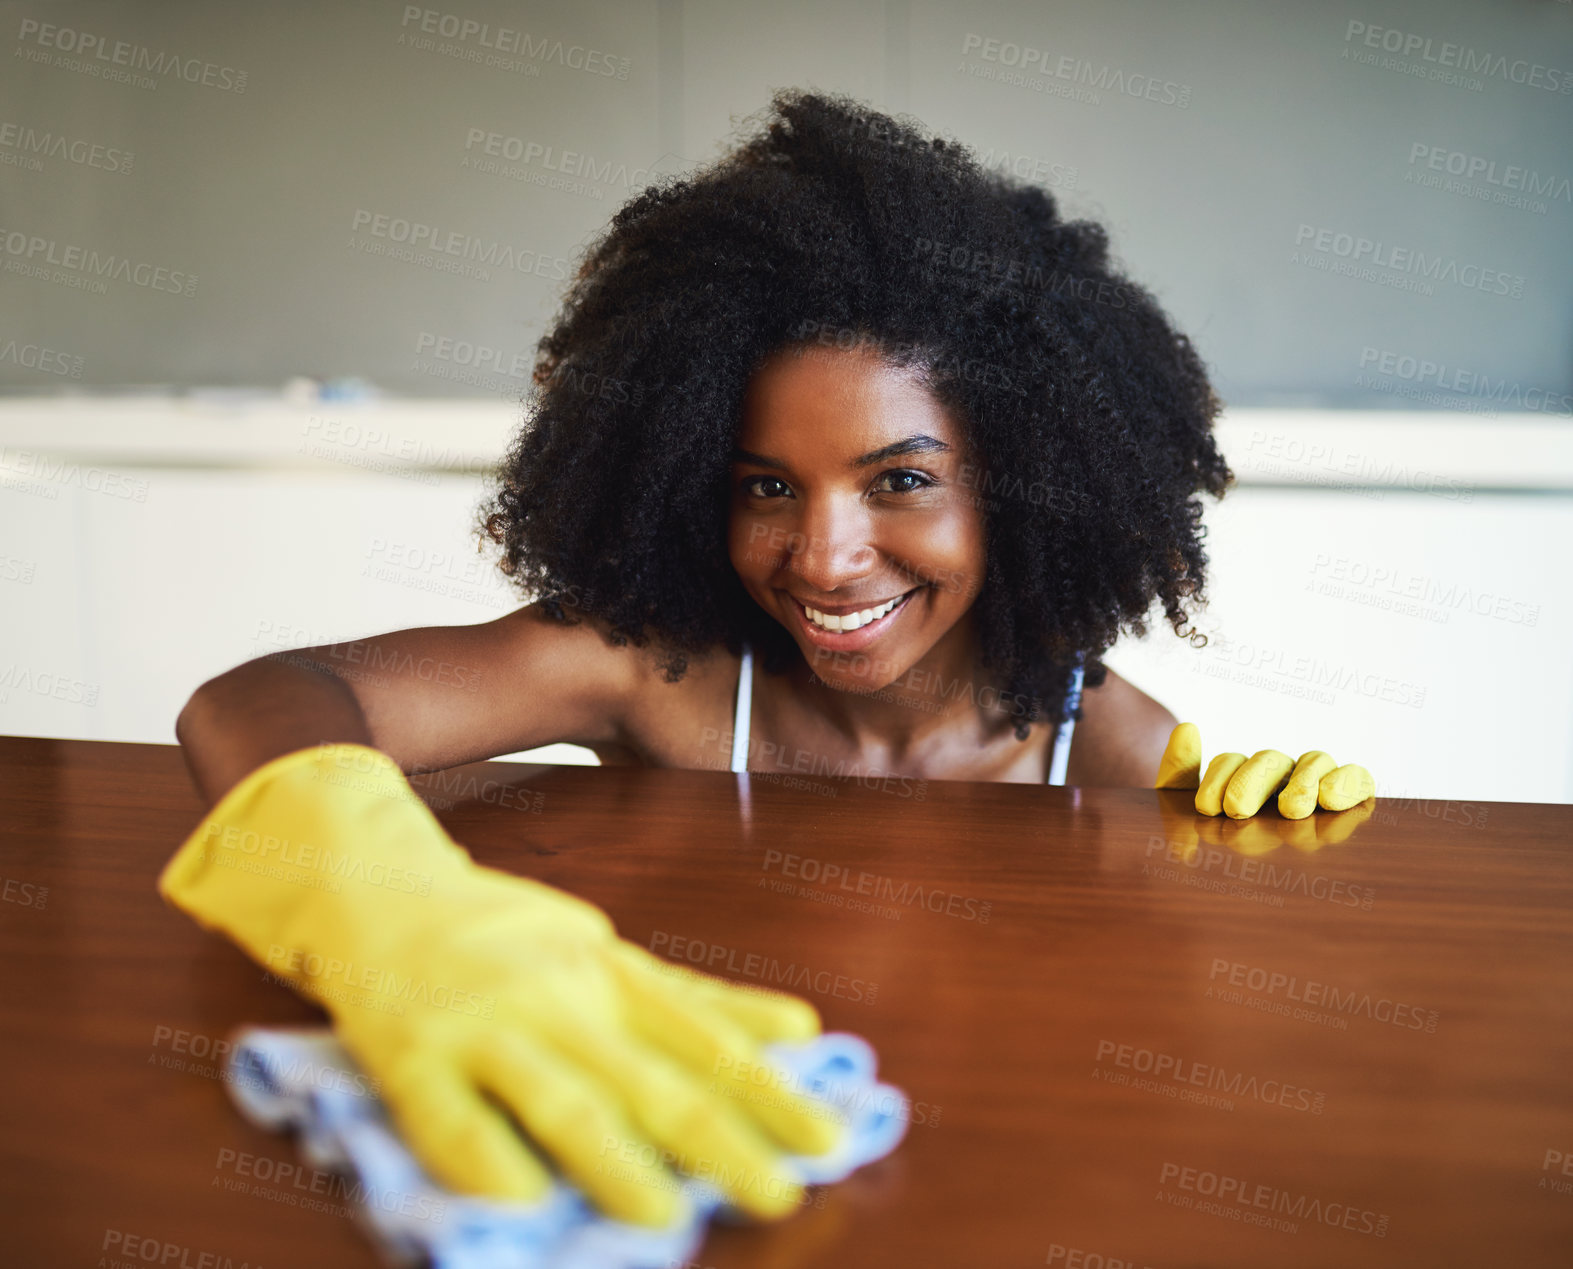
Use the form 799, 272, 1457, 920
1, 735, 1570, 1268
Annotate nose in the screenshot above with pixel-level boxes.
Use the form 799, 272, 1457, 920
786, 497, 876, 594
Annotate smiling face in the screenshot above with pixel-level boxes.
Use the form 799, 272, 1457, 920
728, 340, 988, 693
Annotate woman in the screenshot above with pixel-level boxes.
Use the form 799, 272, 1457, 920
183, 90, 1228, 800
166, 90, 1230, 1230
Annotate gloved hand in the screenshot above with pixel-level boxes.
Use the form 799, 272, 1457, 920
1154, 722, 1375, 819
158, 743, 843, 1227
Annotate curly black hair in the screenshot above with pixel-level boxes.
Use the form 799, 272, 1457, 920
479, 88, 1232, 740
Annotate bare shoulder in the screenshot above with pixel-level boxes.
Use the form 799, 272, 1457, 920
495, 604, 732, 746
611, 631, 742, 768
492, 602, 655, 734
1063, 664, 1178, 788
490, 603, 741, 766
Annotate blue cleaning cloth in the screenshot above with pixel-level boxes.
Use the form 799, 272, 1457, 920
222, 1027, 909, 1269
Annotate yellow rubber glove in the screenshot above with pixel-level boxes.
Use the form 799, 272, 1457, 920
1153, 721, 1201, 788
1155, 725, 1375, 819
1194, 752, 1247, 816
1223, 750, 1294, 819
1319, 762, 1376, 811
158, 743, 842, 1227
1278, 751, 1336, 819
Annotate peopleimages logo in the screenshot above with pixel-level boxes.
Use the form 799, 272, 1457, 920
1201, 632, 1429, 710
1158, 1161, 1390, 1237
1357, 346, 1573, 417
1342, 20, 1573, 94
1208, 958, 1440, 1033
0, 227, 197, 295
0, 122, 133, 173
200, 820, 434, 895
1145, 836, 1377, 910
1292, 224, 1525, 298
1244, 430, 1473, 502
349, 209, 569, 280
0, 338, 83, 378
1095, 1039, 1327, 1114
216, 1145, 447, 1224
959, 32, 1193, 107
648, 931, 877, 1004
99, 1231, 263, 1268
398, 6, 630, 79
264, 945, 496, 1019
461, 128, 650, 191
761, 849, 990, 922
15, 18, 249, 91
1308, 551, 1541, 628
1406, 144, 1571, 203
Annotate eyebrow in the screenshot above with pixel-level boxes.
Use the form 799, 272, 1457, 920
732, 433, 952, 470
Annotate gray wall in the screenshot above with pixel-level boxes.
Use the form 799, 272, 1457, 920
3, 0, 1570, 409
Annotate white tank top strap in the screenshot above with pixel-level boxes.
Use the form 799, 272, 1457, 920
1046, 653, 1086, 786
730, 641, 754, 774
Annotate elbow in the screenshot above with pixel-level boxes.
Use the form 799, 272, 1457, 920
175, 660, 260, 748
174, 676, 222, 749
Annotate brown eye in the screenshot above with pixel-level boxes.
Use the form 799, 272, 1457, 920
873, 469, 933, 494
743, 475, 792, 498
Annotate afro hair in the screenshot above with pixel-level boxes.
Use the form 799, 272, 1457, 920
479, 88, 1232, 739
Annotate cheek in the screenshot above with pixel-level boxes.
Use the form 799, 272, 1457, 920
890, 501, 986, 603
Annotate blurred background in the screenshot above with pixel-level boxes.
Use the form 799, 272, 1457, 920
2, 0, 1569, 801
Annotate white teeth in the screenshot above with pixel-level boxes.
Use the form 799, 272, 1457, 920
802, 594, 902, 632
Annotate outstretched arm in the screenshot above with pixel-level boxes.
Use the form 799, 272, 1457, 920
175, 603, 646, 807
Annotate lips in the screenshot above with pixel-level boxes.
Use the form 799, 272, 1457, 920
787, 587, 918, 652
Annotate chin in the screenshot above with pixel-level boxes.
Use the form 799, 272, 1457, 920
794, 629, 931, 697
807, 654, 901, 694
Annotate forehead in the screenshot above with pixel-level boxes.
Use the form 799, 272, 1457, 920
738, 343, 961, 454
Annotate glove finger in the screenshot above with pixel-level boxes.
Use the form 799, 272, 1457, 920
617, 941, 822, 1041
1318, 762, 1376, 812
1278, 750, 1336, 819
549, 1019, 818, 1221
608, 947, 844, 1158
361, 1046, 554, 1202
691, 983, 822, 1043
470, 1027, 686, 1229
1195, 752, 1247, 816
1222, 749, 1293, 819
1154, 721, 1202, 788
